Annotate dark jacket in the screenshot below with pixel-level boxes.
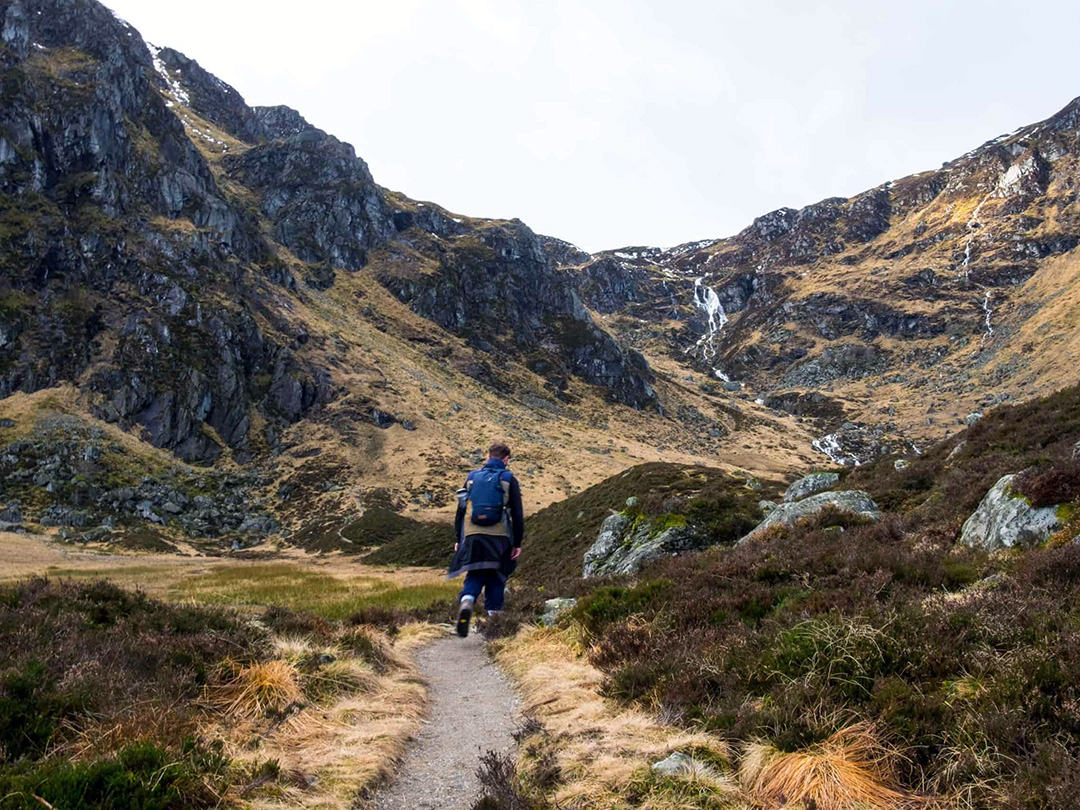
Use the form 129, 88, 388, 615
447, 458, 524, 579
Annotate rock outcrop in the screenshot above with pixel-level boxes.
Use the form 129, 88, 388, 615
739, 490, 882, 543
583, 512, 701, 577
959, 474, 1064, 551
379, 221, 658, 409
225, 128, 396, 271
783, 472, 840, 502
540, 598, 577, 626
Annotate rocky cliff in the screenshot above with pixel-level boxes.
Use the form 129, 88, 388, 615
0, 0, 660, 466
2, 0, 798, 545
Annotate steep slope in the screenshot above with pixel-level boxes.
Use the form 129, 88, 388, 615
558, 99, 1080, 464
0, 0, 814, 544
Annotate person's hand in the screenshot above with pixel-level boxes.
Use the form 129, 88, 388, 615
454, 543, 459, 551
510, 547, 521, 560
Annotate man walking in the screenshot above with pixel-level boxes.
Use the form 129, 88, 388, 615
447, 441, 524, 637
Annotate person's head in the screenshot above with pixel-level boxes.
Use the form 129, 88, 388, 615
487, 441, 511, 462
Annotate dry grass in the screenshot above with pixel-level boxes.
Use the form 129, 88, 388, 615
739, 722, 916, 810
223, 622, 443, 810
496, 628, 930, 810
494, 625, 741, 809
0, 533, 453, 809
210, 659, 305, 719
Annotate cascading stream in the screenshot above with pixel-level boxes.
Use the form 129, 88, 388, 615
981, 290, 994, 342
690, 276, 728, 360
961, 192, 993, 282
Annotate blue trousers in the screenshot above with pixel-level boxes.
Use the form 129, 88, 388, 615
459, 569, 506, 611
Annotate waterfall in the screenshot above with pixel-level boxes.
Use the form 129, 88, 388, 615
691, 277, 728, 360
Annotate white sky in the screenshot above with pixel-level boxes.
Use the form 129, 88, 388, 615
105, 0, 1080, 252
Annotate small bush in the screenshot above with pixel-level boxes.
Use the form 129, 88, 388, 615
571, 580, 672, 635
0, 740, 225, 809
1014, 459, 1080, 508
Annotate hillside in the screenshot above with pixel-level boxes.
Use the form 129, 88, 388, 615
0, 0, 813, 549
2, 0, 1080, 552
473, 383, 1080, 810
560, 100, 1080, 464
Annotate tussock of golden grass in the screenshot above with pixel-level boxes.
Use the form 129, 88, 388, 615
210, 659, 305, 719
494, 626, 739, 809
221, 623, 443, 810
303, 658, 381, 702
740, 722, 915, 810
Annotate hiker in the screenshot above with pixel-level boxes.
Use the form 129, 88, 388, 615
447, 441, 524, 637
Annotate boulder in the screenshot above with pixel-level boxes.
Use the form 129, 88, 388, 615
758, 499, 777, 515
894, 459, 910, 471
959, 475, 1063, 551
583, 513, 698, 577
651, 751, 716, 778
965, 412, 984, 426
739, 490, 881, 543
540, 598, 577, 626
783, 472, 840, 502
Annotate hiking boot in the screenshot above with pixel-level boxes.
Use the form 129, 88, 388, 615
456, 596, 475, 637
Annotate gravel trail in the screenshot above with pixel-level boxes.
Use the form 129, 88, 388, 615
374, 629, 518, 810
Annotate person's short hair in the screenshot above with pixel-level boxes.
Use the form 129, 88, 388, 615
488, 441, 511, 460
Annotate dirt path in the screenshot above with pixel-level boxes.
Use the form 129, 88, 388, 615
374, 629, 519, 810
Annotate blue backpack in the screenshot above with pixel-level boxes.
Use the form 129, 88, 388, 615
468, 467, 511, 526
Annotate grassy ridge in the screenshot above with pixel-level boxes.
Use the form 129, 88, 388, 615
364, 462, 772, 589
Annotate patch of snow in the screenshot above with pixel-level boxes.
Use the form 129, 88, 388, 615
147, 43, 190, 105
714, 369, 730, 382
32, 42, 44, 50
109, 8, 131, 28
451, 217, 462, 223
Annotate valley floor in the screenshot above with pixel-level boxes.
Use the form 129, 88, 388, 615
0, 531, 462, 809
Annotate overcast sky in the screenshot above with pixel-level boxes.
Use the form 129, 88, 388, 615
106, 0, 1080, 252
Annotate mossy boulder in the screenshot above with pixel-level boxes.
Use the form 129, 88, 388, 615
959, 474, 1063, 551
738, 490, 881, 543
583, 512, 698, 577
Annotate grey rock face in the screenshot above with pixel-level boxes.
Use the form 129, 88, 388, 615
380, 220, 657, 409
253, 105, 317, 140
739, 490, 882, 543
959, 474, 1063, 551
583, 513, 698, 577
758, 499, 777, 515
783, 472, 840, 502
226, 129, 395, 272
540, 598, 577, 626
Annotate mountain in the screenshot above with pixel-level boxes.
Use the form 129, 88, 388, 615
560, 98, 1080, 463
0, 0, 816, 545
1, 0, 1079, 547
